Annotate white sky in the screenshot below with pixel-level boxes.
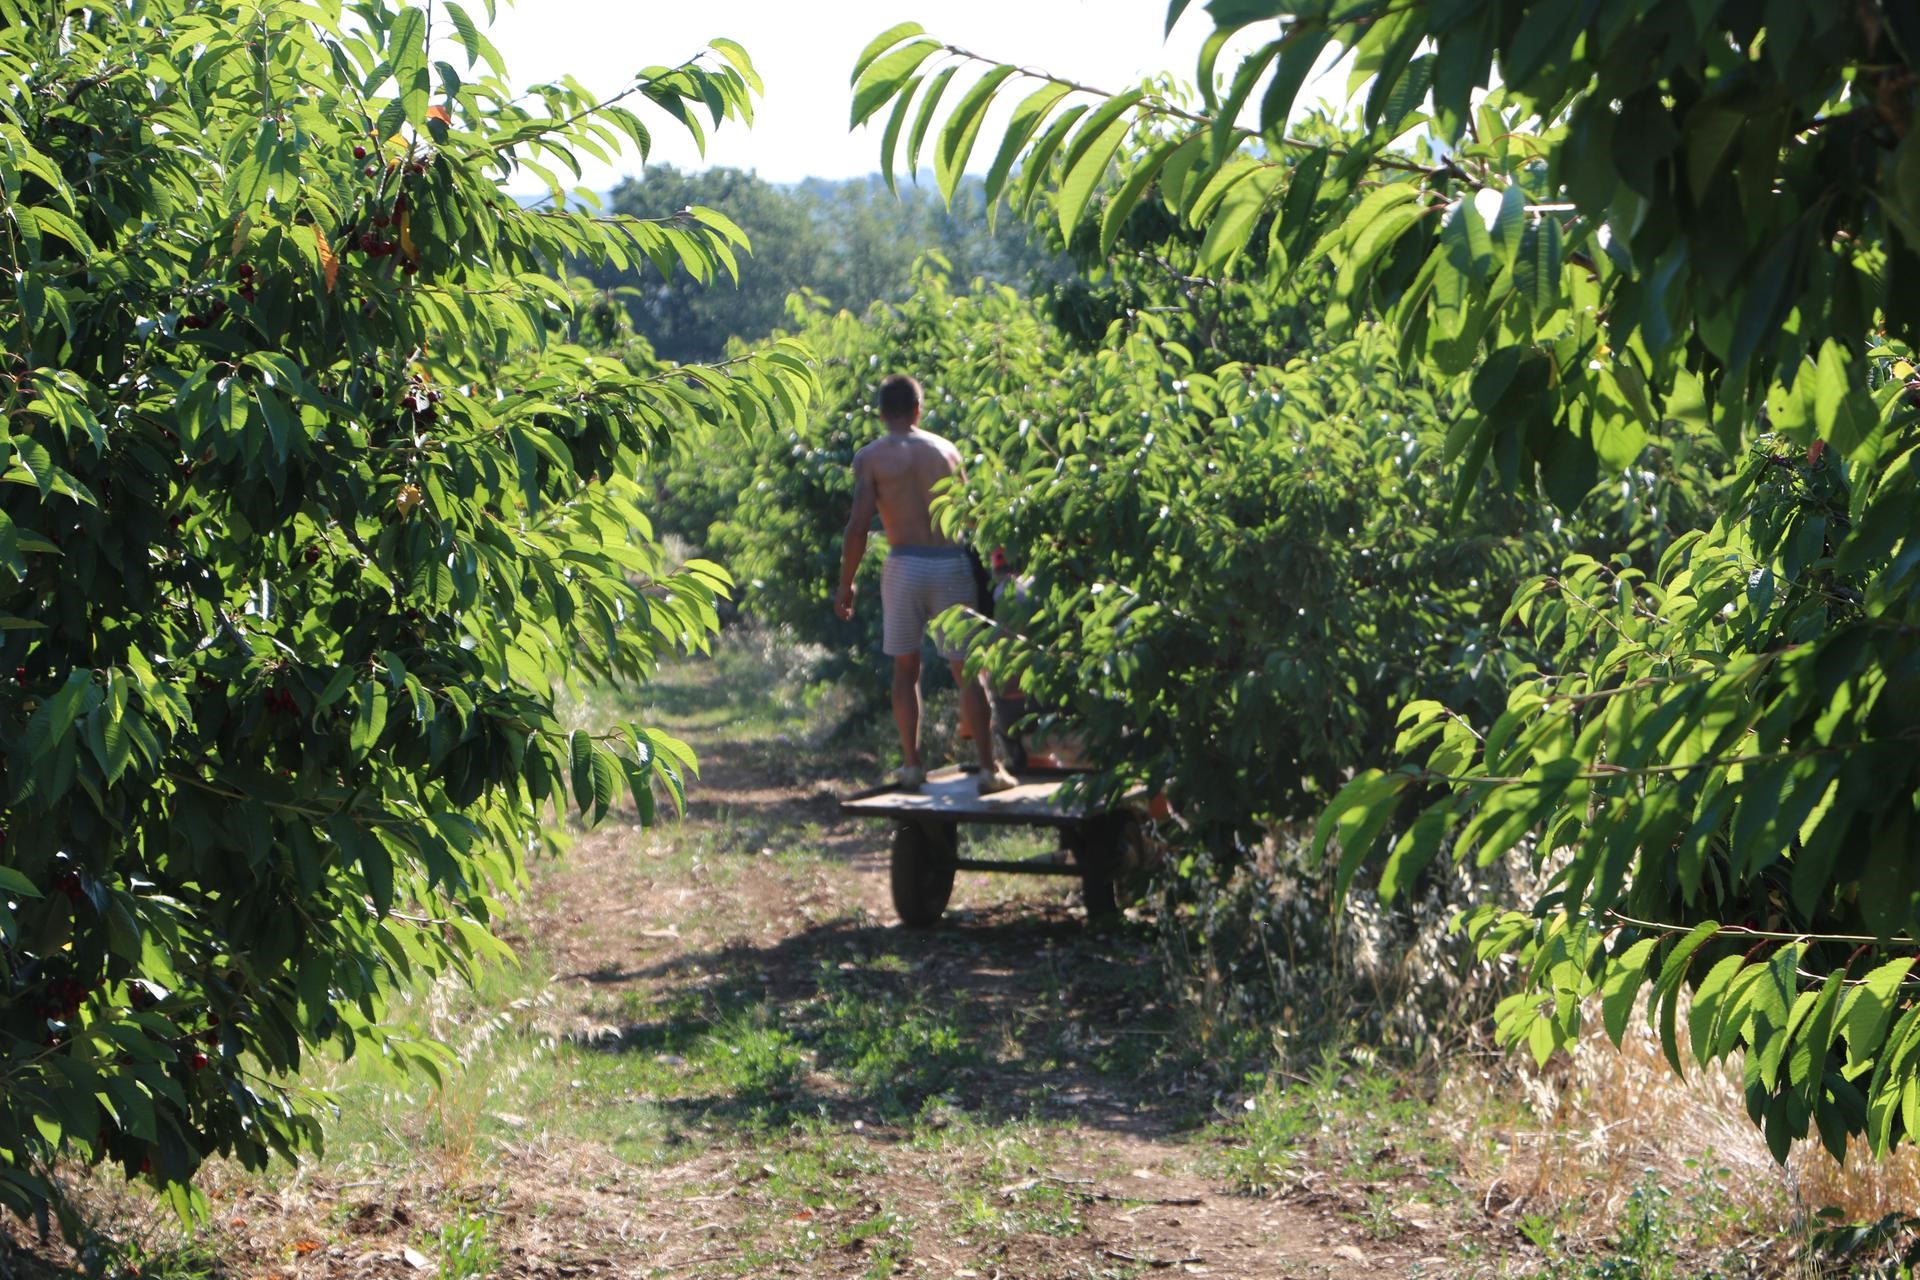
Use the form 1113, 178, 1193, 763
481, 1, 1340, 195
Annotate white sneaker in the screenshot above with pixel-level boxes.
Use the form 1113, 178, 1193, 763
976, 765, 1019, 795
892, 764, 926, 790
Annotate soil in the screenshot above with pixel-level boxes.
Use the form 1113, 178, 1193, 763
0, 663, 1495, 1280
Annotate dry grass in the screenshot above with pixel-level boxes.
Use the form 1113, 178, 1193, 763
1440, 995, 1920, 1269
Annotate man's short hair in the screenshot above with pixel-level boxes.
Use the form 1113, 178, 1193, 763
876, 374, 922, 422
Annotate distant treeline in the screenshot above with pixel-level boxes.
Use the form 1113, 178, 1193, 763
582, 166, 1065, 362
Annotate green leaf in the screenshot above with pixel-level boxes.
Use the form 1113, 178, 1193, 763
983, 81, 1076, 213
936, 65, 1018, 205
1378, 808, 1446, 904
1688, 953, 1748, 1066
1259, 26, 1334, 137
905, 65, 960, 182
1842, 957, 1917, 1073
851, 39, 941, 129
1101, 135, 1187, 257
1056, 91, 1148, 237
1600, 937, 1659, 1044
388, 6, 431, 125
351, 683, 387, 759
569, 729, 595, 816
851, 21, 927, 85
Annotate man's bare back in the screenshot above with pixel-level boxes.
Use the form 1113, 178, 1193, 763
834, 373, 1014, 794
852, 428, 964, 548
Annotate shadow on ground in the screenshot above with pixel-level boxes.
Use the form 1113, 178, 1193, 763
562, 899, 1212, 1142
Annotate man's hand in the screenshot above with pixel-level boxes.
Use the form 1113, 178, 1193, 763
834, 582, 856, 621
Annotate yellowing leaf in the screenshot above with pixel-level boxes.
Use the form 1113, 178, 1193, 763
310, 224, 338, 293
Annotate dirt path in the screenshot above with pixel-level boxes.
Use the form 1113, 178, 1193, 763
491, 663, 1454, 1280
4, 656, 1477, 1280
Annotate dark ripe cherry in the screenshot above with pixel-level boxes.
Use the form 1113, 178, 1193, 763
401, 394, 420, 414
352, 144, 368, 160
400, 260, 417, 276
13, 666, 26, 681
391, 194, 408, 214
238, 284, 255, 302
190, 1051, 209, 1071
363, 163, 378, 178
139, 1156, 152, 1174
416, 407, 436, 427
426, 388, 441, 404
303, 544, 322, 565
358, 233, 376, 253
235, 262, 254, 280
209, 299, 227, 318
373, 214, 390, 228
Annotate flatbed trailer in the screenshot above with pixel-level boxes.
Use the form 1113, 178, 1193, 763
839, 765, 1157, 925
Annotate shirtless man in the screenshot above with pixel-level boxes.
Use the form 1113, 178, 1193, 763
834, 374, 1018, 794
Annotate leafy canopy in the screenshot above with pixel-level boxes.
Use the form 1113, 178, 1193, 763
855, 1, 1920, 1160
0, 0, 813, 1222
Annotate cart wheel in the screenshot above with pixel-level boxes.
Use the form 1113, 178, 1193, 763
891, 821, 956, 928
1066, 824, 1120, 922
1081, 866, 1119, 920
1109, 809, 1165, 909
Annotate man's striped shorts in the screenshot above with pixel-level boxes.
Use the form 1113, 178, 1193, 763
881, 545, 975, 659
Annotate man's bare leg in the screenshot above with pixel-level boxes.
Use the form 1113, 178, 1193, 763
892, 653, 924, 780
952, 659, 1017, 792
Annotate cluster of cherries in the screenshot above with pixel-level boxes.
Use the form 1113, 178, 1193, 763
264, 687, 299, 716
348, 141, 425, 275
37, 975, 89, 1020
178, 262, 257, 331
50, 867, 85, 903
129, 984, 217, 1070
401, 380, 442, 426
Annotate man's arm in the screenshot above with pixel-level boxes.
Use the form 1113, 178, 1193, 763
835, 451, 878, 620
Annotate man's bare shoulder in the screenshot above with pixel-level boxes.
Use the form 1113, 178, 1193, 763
909, 428, 962, 462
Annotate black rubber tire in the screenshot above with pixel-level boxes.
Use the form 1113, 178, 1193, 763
890, 821, 956, 928
1081, 866, 1119, 920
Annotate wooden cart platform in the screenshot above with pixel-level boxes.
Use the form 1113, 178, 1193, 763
839, 765, 1158, 925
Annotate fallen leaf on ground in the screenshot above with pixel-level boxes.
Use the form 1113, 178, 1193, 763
401, 1246, 431, 1270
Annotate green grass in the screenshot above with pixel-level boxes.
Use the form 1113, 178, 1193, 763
1214, 1045, 1459, 1212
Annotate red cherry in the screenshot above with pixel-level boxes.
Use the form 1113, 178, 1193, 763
363, 163, 378, 178
237, 284, 255, 302
352, 145, 368, 160
391, 194, 408, 214
139, 1156, 152, 1174
373, 214, 390, 228
235, 262, 255, 280
190, 1051, 209, 1071
358, 233, 377, 253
